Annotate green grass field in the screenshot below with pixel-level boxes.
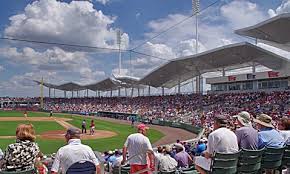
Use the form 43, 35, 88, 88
0, 121, 64, 136
0, 111, 164, 154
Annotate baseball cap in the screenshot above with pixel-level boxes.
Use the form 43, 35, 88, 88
233, 111, 252, 127
137, 123, 149, 131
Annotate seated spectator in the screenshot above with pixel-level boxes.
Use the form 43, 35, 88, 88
195, 115, 239, 174
174, 143, 193, 168
278, 117, 290, 145
0, 124, 40, 172
193, 138, 207, 156
51, 128, 100, 174
158, 145, 177, 172
155, 146, 164, 163
234, 111, 258, 150
109, 150, 123, 169
254, 114, 285, 149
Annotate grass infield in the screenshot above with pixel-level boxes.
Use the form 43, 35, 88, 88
0, 111, 164, 154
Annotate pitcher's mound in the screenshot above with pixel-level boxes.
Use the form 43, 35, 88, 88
40, 130, 117, 140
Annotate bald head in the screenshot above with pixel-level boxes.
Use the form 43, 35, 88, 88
65, 128, 81, 141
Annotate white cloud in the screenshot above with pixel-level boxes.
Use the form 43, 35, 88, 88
136, 12, 141, 19
268, 0, 290, 17
0, 66, 4, 72
4, 0, 129, 50
112, 68, 129, 76
94, 0, 110, 5
0, 47, 89, 72
220, 1, 267, 29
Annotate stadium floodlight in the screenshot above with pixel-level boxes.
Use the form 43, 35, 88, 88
116, 29, 122, 75
192, 0, 200, 54
192, 0, 201, 93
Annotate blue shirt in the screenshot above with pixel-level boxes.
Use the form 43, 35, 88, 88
196, 143, 206, 154
258, 128, 285, 149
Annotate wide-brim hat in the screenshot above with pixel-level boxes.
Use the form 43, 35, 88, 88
233, 111, 252, 127
253, 114, 274, 128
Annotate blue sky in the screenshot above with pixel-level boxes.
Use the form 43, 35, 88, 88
0, 0, 289, 97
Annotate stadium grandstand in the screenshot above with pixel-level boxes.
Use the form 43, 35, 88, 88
1, 1, 290, 174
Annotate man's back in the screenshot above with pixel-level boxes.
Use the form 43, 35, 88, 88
236, 126, 258, 150
208, 127, 239, 154
51, 139, 98, 173
258, 128, 285, 149
124, 133, 152, 165
174, 151, 191, 168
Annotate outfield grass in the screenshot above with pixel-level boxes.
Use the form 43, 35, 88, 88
0, 111, 164, 154
0, 121, 65, 136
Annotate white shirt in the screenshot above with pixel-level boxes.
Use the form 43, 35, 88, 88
51, 139, 99, 174
124, 133, 153, 165
158, 154, 177, 171
207, 127, 239, 155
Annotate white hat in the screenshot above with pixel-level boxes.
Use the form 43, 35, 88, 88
233, 111, 252, 127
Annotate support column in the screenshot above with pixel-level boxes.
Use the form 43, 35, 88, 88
178, 82, 181, 94
98, 91, 101, 97
110, 90, 113, 97
118, 88, 121, 97
196, 75, 203, 94
148, 86, 151, 96
95, 91, 98, 97
86, 89, 89, 98
64, 91, 67, 98
71, 91, 73, 98
48, 88, 51, 98
137, 88, 140, 97
125, 88, 128, 97
252, 62, 256, 73
131, 88, 134, 97
222, 68, 226, 77
162, 87, 165, 96
54, 88, 56, 98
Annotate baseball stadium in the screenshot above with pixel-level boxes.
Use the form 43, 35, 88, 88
0, 0, 290, 174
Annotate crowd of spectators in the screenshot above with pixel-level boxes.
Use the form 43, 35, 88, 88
42, 91, 290, 126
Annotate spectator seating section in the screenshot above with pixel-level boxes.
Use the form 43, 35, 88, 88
238, 148, 264, 174
282, 144, 290, 169
0, 169, 36, 174
66, 160, 96, 174
210, 151, 240, 174
261, 146, 285, 173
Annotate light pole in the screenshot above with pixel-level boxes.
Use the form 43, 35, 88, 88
116, 29, 122, 75
116, 29, 122, 96
192, 0, 201, 93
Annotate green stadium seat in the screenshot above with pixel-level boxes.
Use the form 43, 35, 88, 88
238, 148, 264, 174
0, 168, 36, 174
120, 165, 130, 174
261, 146, 285, 172
159, 170, 177, 174
278, 144, 290, 173
210, 151, 240, 174
282, 144, 290, 168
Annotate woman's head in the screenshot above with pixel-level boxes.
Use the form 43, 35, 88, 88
16, 124, 36, 142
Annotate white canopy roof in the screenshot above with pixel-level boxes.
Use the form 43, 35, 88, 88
235, 13, 290, 51
139, 42, 290, 88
